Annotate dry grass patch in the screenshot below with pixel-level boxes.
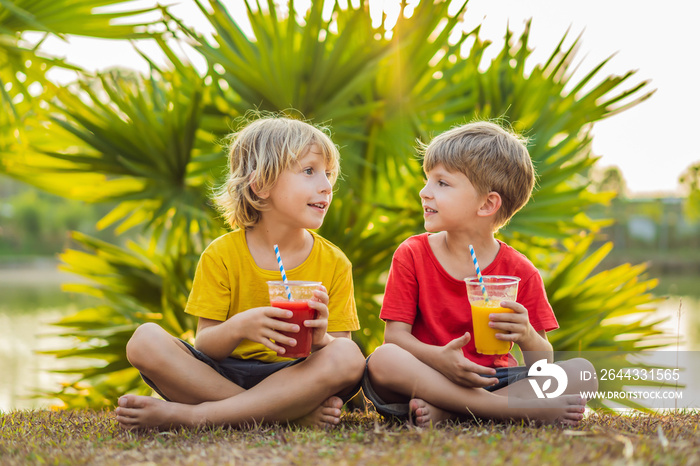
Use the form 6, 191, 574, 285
1, 409, 698, 465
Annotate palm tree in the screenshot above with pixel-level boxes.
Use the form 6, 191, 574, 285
1, 0, 665, 409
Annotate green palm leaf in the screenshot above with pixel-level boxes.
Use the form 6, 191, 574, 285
0, 0, 157, 126
545, 235, 669, 409
37, 231, 201, 406
2, 0, 668, 409
7, 67, 224, 252
0, 0, 156, 38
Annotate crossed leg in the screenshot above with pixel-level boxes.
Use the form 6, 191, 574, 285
367, 344, 595, 428
116, 323, 365, 430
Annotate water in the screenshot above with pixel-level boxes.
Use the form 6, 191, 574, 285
635, 278, 700, 410
0, 264, 698, 411
652, 276, 700, 351
0, 263, 92, 412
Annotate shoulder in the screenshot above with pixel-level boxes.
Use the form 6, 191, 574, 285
496, 241, 536, 267
201, 230, 245, 258
389, 233, 432, 271
494, 240, 541, 278
395, 233, 430, 257
310, 231, 351, 267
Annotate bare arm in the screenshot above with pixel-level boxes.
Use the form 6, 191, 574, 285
519, 329, 554, 366
194, 306, 301, 361
489, 301, 554, 365
385, 320, 497, 388
194, 286, 343, 360
384, 321, 440, 367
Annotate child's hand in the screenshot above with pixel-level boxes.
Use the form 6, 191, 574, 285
489, 301, 537, 347
305, 285, 330, 348
438, 333, 498, 388
234, 306, 303, 355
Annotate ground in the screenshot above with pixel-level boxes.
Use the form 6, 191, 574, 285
0, 409, 698, 465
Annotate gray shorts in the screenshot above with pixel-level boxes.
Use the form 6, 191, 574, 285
361, 355, 530, 420
141, 339, 304, 401
141, 339, 361, 403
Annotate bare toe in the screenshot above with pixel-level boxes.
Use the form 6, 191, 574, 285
324, 396, 343, 410
114, 395, 185, 430
118, 394, 149, 410
293, 396, 344, 429
409, 398, 455, 428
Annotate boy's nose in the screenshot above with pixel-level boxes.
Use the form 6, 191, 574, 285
419, 185, 431, 199
319, 176, 332, 193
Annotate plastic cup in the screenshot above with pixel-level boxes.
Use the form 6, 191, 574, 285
464, 275, 521, 355
267, 280, 321, 358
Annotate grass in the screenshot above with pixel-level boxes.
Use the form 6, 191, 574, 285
1, 409, 698, 465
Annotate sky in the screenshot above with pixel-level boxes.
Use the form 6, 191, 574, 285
33, 0, 700, 196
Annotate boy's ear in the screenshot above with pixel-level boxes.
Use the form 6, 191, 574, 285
477, 191, 502, 217
249, 170, 270, 199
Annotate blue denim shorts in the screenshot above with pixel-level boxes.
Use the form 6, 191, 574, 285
140, 339, 305, 401
361, 355, 530, 420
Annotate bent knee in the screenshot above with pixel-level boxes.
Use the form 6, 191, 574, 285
562, 357, 596, 375
561, 357, 598, 390
366, 344, 408, 385
126, 323, 173, 369
319, 337, 365, 381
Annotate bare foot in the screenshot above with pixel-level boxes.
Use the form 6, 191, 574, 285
292, 396, 343, 429
409, 398, 457, 428
115, 395, 198, 430
520, 395, 587, 427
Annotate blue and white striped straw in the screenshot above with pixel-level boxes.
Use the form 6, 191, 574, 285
469, 244, 489, 303
273, 244, 293, 301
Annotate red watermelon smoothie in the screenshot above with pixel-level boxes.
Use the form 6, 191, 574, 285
270, 300, 316, 358
267, 281, 321, 358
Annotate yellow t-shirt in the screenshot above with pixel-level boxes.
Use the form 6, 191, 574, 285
185, 229, 359, 362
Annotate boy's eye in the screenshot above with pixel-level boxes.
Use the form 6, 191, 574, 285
303, 168, 314, 175
438, 180, 448, 187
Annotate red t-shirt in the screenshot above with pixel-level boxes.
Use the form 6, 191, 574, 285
380, 233, 558, 368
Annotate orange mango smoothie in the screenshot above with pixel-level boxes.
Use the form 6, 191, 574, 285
471, 301, 513, 355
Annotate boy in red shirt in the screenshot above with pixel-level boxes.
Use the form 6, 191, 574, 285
363, 121, 597, 426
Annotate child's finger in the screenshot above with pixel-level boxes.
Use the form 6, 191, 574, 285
489, 320, 522, 332
259, 334, 295, 355
461, 358, 497, 376
302, 318, 327, 328
500, 301, 527, 314
307, 300, 329, 318
269, 319, 300, 334
464, 374, 499, 388
494, 332, 519, 342
445, 332, 471, 350
488, 310, 527, 323
265, 306, 294, 320
312, 286, 329, 304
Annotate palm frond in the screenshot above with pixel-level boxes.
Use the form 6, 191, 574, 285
6, 66, 224, 252
2, 0, 666, 409
545, 235, 668, 408
39, 230, 201, 406
1, 0, 157, 38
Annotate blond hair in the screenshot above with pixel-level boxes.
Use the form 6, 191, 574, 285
213, 115, 340, 230
421, 121, 535, 230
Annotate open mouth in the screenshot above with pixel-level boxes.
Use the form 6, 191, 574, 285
424, 207, 437, 213
308, 202, 328, 210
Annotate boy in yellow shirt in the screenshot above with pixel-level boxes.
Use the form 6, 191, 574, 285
116, 116, 365, 429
